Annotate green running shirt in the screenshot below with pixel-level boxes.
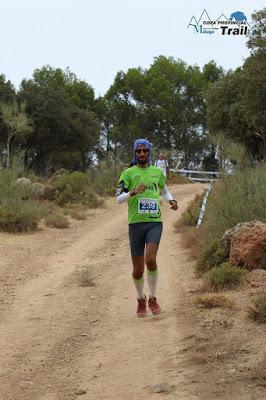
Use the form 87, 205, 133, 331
118, 165, 166, 224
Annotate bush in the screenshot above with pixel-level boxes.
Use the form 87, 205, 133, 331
63, 204, 88, 220
202, 164, 266, 242
70, 209, 87, 220
248, 294, 266, 323
167, 172, 190, 185
197, 164, 266, 272
193, 293, 234, 309
88, 163, 122, 196
0, 167, 45, 232
0, 199, 44, 232
179, 192, 205, 227
53, 171, 91, 206
80, 191, 103, 208
203, 262, 247, 291
196, 239, 228, 273
44, 213, 70, 229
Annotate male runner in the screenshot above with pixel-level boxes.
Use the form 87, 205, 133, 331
116, 139, 178, 317
154, 153, 169, 177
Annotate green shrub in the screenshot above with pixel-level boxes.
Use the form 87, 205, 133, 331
202, 164, 266, 242
197, 164, 266, 272
89, 164, 121, 196
180, 193, 205, 226
0, 167, 44, 232
53, 171, 91, 206
203, 262, 247, 291
196, 239, 228, 273
248, 294, 266, 323
0, 199, 44, 232
81, 191, 103, 208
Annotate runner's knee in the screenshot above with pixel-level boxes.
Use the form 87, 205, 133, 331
132, 270, 144, 280
146, 257, 157, 270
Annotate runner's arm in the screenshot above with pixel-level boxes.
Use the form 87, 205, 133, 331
161, 185, 174, 201
116, 191, 131, 204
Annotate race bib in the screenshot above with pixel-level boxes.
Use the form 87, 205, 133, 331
138, 198, 158, 214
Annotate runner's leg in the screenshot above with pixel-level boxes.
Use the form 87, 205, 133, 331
129, 224, 147, 317
132, 256, 145, 297
145, 223, 162, 314
145, 243, 159, 297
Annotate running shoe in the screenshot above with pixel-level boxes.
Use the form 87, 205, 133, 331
137, 296, 147, 318
148, 297, 161, 315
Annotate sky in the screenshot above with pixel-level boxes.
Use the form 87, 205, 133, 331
1, 0, 264, 96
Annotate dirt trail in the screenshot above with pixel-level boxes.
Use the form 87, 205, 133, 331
0, 183, 265, 400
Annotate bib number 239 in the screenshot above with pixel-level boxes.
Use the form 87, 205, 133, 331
138, 198, 158, 214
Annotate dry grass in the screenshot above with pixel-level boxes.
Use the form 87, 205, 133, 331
44, 213, 70, 229
77, 266, 95, 287
202, 262, 248, 292
63, 204, 87, 220
69, 209, 87, 220
193, 293, 235, 309
176, 226, 203, 260
248, 293, 266, 323
167, 172, 190, 185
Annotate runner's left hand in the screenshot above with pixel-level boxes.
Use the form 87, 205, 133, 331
169, 200, 178, 210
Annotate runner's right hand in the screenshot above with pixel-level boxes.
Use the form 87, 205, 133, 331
132, 184, 146, 195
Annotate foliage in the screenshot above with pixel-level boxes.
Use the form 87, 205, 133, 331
196, 239, 228, 273
44, 213, 70, 229
247, 8, 266, 55
180, 192, 205, 227
202, 164, 266, 242
51, 171, 103, 208
18, 66, 100, 173
167, 172, 190, 184
103, 57, 223, 167
0, 160, 44, 232
89, 162, 122, 196
203, 262, 247, 291
53, 171, 90, 206
193, 293, 234, 309
0, 199, 44, 232
248, 293, 266, 323
207, 10, 266, 160
0, 101, 32, 167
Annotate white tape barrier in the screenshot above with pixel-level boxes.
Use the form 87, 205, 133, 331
196, 183, 213, 228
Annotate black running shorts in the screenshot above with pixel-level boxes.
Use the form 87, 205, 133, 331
128, 222, 163, 257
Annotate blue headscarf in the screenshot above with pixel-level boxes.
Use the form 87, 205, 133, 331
132, 138, 152, 165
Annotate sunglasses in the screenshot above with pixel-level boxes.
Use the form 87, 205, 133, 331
135, 149, 149, 154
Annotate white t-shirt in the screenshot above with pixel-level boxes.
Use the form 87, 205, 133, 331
154, 159, 169, 176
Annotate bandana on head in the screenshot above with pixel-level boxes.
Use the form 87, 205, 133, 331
132, 138, 152, 165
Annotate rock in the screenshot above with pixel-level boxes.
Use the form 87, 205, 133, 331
16, 177, 32, 185
151, 383, 171, 393
222, 221, 266, 270
33, 183, 55, 200
230, 221, 266, 270
248, 269, 266, 287
75, 389, 87, 395
32, 182, 46, 197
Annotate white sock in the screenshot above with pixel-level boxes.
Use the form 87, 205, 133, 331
133, 276, 145, 299
147, 269, 158, 298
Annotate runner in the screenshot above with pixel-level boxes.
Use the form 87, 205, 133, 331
154, 153, 169, 177
116, 139, 178, 317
